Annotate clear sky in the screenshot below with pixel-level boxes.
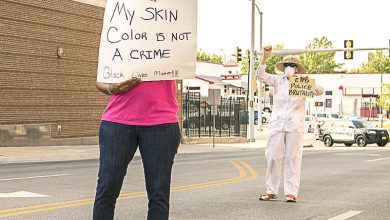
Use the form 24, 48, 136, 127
197, 0, 390, 69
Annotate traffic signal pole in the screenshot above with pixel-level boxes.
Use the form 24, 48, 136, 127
256, 47, 390, 56
248, 0, 255, 142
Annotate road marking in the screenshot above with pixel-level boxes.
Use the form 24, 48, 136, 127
328, 211, 363, 220
334, 153, 380, 157
0, 174, 69, 182
0, 191, 50, 198
365, 156, 390, 163
0, 160, 257, 218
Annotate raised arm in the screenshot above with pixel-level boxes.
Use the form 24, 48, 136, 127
256, 45, 278, 86
314, 83, 324, 96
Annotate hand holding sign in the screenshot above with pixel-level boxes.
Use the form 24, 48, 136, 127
108, 78, 142, 95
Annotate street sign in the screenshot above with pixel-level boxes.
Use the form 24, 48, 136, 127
208, 89, 221, 115
208, 89, 221, 106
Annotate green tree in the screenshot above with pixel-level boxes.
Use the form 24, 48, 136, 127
376, 83, 390, 116
359, 51, 390, 73
196, 49, 223, 64
299, 36, 344, 73
240, 44, 284, 74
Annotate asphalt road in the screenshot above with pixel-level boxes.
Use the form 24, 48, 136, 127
0, 147, 390, 220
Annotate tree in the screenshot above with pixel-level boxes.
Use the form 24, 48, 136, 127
359, 51, 390, 73
376, 83, 390, 117
197, 49, 223, 64
299, 36, 344, 73
240, 44, 284, 74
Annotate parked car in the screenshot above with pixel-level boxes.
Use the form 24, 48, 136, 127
318, 119, 389, 147
241, 110, 271, 125
182, 113, 233, 130
254, 111, 271, 125
304, 115, 318, 133
312, 112, 328, 120
312, 112, 341, 120
327, 112, 341, 119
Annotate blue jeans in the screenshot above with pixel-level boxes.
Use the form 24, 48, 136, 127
93, 120, 180, 220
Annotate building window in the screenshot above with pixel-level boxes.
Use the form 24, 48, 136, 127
326, 99, 332, 108
188, 87, 200, 90
325, 91, 332, 95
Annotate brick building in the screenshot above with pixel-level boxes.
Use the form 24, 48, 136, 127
0, 0, 183, 146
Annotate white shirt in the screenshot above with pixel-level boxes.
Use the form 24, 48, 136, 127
256, 65, 324, 134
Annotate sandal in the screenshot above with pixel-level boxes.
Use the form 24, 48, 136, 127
259, 193, 277, 201
285, 195, 297, 202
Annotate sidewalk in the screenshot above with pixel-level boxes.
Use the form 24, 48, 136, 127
0, 129, 318, 164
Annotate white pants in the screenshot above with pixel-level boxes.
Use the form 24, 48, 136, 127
264, 132, 304, 197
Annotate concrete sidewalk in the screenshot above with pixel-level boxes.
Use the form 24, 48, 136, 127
0, 130, 318, 164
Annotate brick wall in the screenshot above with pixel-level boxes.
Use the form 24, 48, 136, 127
0, 0, 107, 140
0, 0, 183, 145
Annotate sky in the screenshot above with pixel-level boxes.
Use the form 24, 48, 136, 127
197, 0, 390, 70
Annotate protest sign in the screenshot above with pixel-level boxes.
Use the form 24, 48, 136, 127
97, 0, 197, 82
289, 77, 316, 98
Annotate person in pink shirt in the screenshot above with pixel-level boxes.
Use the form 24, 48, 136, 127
93, 78, 181, 220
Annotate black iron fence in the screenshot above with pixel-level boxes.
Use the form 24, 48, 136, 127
182, 92, 248, 137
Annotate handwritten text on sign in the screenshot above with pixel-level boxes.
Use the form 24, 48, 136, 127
289, 77, 316, 98
97, 0, 197, 82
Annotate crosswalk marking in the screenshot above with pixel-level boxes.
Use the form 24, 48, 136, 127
0, 191, 50, 198
328, 211, 363, 220
0, 174, 69, 182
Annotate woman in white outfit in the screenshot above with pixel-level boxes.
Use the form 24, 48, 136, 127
256, 46, 324, 202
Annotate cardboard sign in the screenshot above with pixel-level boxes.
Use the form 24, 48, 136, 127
289, 77, 316, 98
97, 0, 197, 82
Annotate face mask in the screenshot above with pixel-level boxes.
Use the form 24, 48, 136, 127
284, 66, 295, 77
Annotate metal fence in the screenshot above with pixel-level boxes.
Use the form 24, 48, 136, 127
182, 92, 248, 137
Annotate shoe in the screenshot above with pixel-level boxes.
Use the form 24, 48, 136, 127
259, 193, 277, 201
285, 195, 297, 202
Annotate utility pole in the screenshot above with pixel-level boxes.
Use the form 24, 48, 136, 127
248, 0, 255, 142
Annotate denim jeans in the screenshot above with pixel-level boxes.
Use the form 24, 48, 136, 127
93, 120, 180, 220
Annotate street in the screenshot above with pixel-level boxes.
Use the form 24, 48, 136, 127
1, 146, 390, 220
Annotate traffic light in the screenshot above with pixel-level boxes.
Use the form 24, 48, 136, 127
344, 40, 353, 59
265, 84, 269, 92
235, 46, 242, 62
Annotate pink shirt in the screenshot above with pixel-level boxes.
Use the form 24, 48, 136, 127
102, 80, 179, 126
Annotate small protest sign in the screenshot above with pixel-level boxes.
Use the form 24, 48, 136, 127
289, 77, 316, 98
97, 0, 197, 82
